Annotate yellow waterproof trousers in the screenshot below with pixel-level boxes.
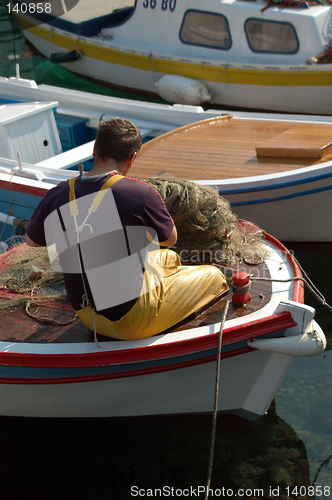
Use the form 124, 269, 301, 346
76, 249, 227, 340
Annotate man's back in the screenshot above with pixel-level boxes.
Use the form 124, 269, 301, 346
27, 173, 175, 320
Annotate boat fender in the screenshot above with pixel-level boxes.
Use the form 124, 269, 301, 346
247, 328, 326, 357
155, 75, 211, 106
50, 51, 81, 64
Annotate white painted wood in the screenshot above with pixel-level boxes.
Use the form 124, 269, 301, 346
0, 102, 62, 163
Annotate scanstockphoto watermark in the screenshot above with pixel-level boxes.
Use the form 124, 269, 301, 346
5, 0, 80, 26
130, 485, 267, 497
131, 485, 330, 498
172, 247, 272, 280
130, 485, 331, 497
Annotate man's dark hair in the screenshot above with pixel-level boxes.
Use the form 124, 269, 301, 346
94, 117, 142, 162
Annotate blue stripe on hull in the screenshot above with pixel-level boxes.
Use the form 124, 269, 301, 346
224, 183, 332, 206
219, 170, 332, 196
0, 329, 288, 382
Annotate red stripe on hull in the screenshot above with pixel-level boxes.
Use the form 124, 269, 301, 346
0, 312, 296, 369
0, 345, 258, 385
0, 178, 48, 197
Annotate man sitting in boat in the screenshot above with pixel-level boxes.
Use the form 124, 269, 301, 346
25, 117, 227, 340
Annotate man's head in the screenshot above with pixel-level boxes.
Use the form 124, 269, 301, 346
94, 117, 142, 162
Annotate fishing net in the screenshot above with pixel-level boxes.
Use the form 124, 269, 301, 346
257, 0, 332, 10
0, 176, 269, 316
144, 174, 269, 265
0, 236, 70, 320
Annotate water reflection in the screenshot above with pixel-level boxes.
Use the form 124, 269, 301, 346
277, 355, 332, 498
0, 404, 327, 500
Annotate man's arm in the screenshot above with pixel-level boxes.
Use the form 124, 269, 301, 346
159, 225, 177, 246
25, 233, 44, 247
146, 225, 177, 247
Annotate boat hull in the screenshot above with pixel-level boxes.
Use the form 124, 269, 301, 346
14, 3, 332, 116
0, 348, 292, 419
1, 160, 331, 243
218, 171, 332, 242
21, 28, 332, 115
1, 76, 332, 242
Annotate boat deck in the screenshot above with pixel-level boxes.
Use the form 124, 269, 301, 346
0, 261, 272, 344
134, 116, 332, 181
40, 0, 135, 37
46, 0, 134, 22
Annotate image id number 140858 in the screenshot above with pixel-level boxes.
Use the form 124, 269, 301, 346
7, 2, 52, 14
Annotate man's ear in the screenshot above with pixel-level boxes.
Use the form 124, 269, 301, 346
127, 152, 137, 170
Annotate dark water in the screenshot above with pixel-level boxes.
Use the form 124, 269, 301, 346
0, 6, 332, 500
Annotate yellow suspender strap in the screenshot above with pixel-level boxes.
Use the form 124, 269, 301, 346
68, 174, 124, 216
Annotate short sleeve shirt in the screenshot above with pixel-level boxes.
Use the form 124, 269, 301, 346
27, 173, 174, 320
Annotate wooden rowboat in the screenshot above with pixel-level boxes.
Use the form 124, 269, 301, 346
135, 115, 332, 242
0, 232, 326, 418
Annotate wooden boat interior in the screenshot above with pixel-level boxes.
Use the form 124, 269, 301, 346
134, 115, 332, 181
0, 260, 272, 344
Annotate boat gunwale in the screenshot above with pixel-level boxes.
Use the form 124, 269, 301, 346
2, 154, 332, 197
0, 318, 296, 385
137, 115, 332, 186
0, 311, 296, 370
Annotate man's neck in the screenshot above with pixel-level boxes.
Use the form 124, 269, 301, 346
84, 158, 125, 177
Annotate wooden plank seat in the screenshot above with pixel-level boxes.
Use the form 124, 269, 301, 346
256, 124, 332, 159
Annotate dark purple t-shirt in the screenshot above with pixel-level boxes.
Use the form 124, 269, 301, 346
27, 173, 174, 320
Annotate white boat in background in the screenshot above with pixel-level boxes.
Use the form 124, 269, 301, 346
9, 0, 332, 114
0, 72, 332, 242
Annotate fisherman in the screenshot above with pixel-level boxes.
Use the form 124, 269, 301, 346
25, 117, 227, 340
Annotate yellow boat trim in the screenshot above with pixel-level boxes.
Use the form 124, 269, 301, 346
17, 14, 332, 87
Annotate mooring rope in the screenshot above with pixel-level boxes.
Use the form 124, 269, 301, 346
205, 255, 331, 496
148, 52, 158, 84
251, 276, 332, 313
204, 287, 232, 500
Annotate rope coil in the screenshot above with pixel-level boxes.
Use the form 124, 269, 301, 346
231, 280, 252, 295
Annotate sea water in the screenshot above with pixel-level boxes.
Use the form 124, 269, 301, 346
0, 5, 331, 499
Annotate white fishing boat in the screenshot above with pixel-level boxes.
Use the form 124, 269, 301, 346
8, 0, 332, 114
0, 227, 327, 418
0, 72, 332, 243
